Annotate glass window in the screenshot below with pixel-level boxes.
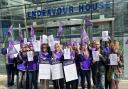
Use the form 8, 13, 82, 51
47, 28, 57, 37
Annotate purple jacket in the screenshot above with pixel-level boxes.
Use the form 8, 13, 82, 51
39, 51, 51, 63
80, 52, 92, 70
27, 52, 39, 71
103, 47, 111, 56
53, 51, 63, 62
7, 57, 14, 64
17, 51, 39, 71
17, 61, 26, 71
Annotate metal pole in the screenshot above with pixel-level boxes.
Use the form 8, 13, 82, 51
112, 0, 115, 40
23, 4, 28, 38
112, 0, 115, 17
90, 0, 92, 19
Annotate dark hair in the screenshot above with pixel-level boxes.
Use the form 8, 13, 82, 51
41, 44, 49, 52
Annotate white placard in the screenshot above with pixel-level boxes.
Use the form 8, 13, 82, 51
24, 38, 27, 44
50, 45, 55, 51
39, 64, 51, 79
14, 44, 20, 53
102, 31, 109, 41
92, 51, 99, 61
48, 35, 55, 46
109, 54, 118, 65
33, 40, 41, 52
27, 51, 34, 61
31, 35, 36, 42
51, 63, 64, 80
48, 35, 55, 51
42, 35, 48, 44
64, 48, 71, 59
64, 63, 78, 82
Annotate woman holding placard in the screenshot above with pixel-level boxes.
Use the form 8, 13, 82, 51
39, 43, 51, 89
25, 43, 39, 89
79, 42, 92, 89
72, 41, 81, 89
52, 42, 64, 89
109, 41, 123, 89
16, 43, 28, 89
63, 41, 78, 89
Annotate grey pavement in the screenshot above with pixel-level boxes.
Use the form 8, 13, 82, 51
0, 75, 128, 89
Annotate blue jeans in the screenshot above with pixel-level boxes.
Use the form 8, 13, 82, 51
16, 71, 26, 89
6, 64, 15, 87
96, 73, 105, 89
80, 70, 91, 89
26, 70, 38, 89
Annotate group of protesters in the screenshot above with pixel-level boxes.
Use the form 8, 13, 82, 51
1, 37, 123, 89
0, 17, 123, 89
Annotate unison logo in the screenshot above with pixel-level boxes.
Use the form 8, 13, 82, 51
27, 1, 112, 18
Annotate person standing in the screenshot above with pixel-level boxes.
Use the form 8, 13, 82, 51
39, 43, 51, 89
93, 40, 106, 89
26, 43, 39, 89
91, 41, 97, 88
72, 41, 81, 89
79, 42, 92, 89
1, 41, 17, 87
64, 41, 78, 89
16, 44, 27, 89
52, 42, 64, 89
110, 41, 123, 89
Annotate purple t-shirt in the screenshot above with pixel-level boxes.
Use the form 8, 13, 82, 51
80, 52, 92, 70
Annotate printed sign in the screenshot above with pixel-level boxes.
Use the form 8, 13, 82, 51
39, 64, 51, 79
109, 54, 118, 65
64, 63, 78, 82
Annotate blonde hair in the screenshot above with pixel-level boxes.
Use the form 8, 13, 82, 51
110, 40, 120, 49
114, 41, 120, 49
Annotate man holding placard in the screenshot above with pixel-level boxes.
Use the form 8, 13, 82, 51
92, 40, 106, 89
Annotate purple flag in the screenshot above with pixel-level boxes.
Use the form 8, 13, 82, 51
7, 25, 13, 38
57, 21, 64, 38
84, 16, 92, 28
8, 40, 14, 48
80, 28, 90, 44
30, 25, 35, 37
8, 40, 18, 55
